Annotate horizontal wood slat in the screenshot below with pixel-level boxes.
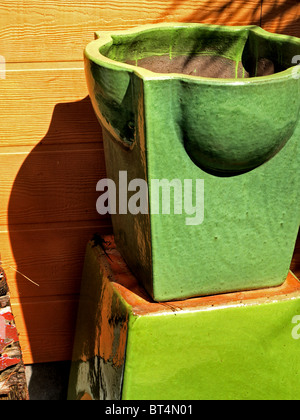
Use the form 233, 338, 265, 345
262, 0, 300, 37
0, 63, 112, 363
0, 146, 107, 226
1, 223, 112, 300
0, 66, 102, 148
11, 297, 79, 364
0, 1, 298, 63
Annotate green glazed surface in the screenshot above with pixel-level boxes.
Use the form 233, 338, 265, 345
95, 24, 300, 175
85, 23, 300, 301
123, 292, 300, 400
68, 243, 300, 400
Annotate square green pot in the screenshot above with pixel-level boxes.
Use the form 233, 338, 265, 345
85, 23, 300, 301
68, 240, 300, 400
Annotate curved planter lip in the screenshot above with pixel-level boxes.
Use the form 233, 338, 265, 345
84, 22, 300, 84
84, 22, 300, 300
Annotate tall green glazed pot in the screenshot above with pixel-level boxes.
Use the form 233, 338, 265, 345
85, 23, 300, 301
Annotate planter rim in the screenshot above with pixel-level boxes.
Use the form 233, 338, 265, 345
85, 22, 300, 84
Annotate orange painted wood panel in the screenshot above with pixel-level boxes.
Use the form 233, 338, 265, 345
3, 219, 112, 364
261, 0, 300, 37
2, 0, 299, 64
0, 146, 107, 226
11, 297, 79, 364
0, 64, 103, 148
1, 223, 112, 300
0, 62, 112, 364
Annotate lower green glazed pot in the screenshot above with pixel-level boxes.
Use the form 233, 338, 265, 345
68, 239, 300, 400
85, 23, 300, 301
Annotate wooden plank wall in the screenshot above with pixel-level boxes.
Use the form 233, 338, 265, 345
0, 1, 299, 364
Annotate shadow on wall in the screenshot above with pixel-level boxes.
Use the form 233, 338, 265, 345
156, 0, 299, 37
291, 239, 300, 278
8, 96, 112, 364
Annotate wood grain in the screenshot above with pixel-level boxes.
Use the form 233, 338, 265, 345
3, 218, 112, 364
1, 223, 112, 300
0, 62, 112, 364
261, 0, 300, 37
0, 65, 102, 148
11, 297, 80, 364
0, 146, 107, 226
2, 0, 298, 64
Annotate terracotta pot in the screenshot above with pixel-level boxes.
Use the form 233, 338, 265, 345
85, 23, 300, 301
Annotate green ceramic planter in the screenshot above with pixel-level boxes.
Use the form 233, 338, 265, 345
68, 242, 300, 400
85, 23, 300, 301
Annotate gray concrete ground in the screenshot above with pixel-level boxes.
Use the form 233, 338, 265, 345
25, 361, 71, 400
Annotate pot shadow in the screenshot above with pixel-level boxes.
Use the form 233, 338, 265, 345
7, 96, 112, 366
291, 235, 300, 279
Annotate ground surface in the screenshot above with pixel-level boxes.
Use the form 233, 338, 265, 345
25, 361, 71, 400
